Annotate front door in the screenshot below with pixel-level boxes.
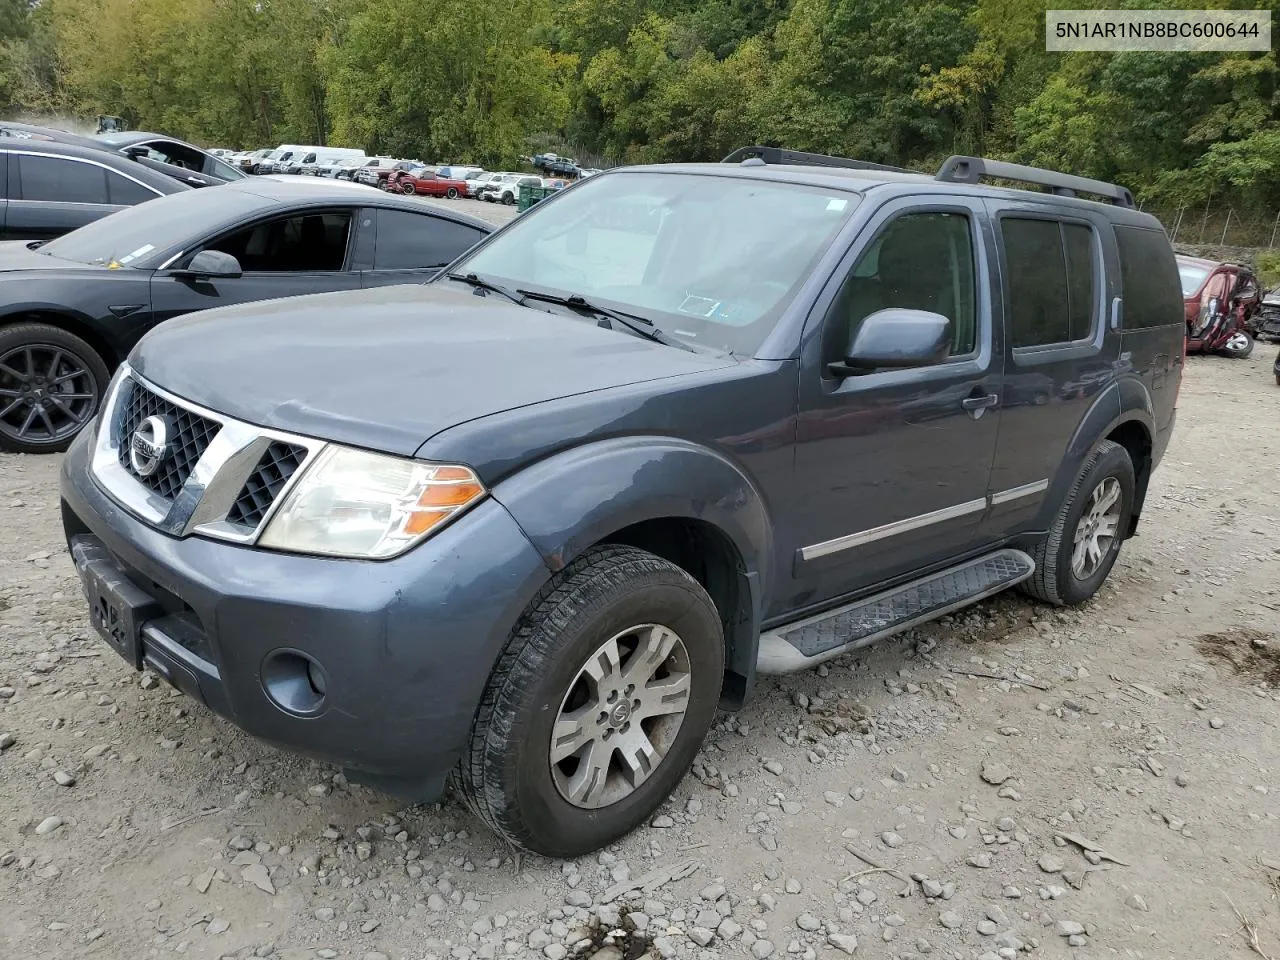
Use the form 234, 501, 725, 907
777, 196, 1003, 617
148, 209, 363, 324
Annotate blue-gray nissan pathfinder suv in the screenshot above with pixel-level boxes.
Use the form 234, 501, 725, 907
61, 147, 1186, 856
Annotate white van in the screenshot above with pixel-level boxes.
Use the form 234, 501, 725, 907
260, 144, 364, 175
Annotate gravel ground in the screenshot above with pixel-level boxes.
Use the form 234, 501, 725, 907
2, 339, 1280, 960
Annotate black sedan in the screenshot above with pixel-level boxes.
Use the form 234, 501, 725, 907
92, 130, 247, 186
0, 177, 492, 453
0, 121, 231, 189
1, 138, 190, 242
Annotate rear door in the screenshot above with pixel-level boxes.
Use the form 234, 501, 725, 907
148, 207, 364, 324
362, 207, 489, 287
7, 152, 126, 241
979, 200, 1120, 541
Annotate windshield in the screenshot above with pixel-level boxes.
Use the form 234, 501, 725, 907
1177, 263, 1210, 296
39, 189, 267, 267
455, 171, 858, 354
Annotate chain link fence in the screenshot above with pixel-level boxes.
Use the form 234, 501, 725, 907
1143, 203, 1280, 249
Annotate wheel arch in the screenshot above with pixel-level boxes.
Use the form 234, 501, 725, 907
490, 436, 773, 707
1050, 378, 1155, 538
0, 308, 121, 370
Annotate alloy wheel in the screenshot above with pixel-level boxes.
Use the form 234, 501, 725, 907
0, 343, 99, 447
1071, 476, 1122, 580
550, 624, 692, 809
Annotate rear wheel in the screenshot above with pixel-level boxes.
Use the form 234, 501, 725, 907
0, 323, 109, 454
457, 545, 723, 857
1020, 439, 1135, 606
501, 191, 514, 205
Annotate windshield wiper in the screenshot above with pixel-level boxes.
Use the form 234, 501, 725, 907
446, 272, 526, 306
516, 289, 695, 352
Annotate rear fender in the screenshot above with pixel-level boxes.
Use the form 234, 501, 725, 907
1035, 377, 1154, 534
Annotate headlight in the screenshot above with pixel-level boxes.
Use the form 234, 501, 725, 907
257, 446, 485, 559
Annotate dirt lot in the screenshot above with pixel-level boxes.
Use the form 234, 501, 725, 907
2, 342, 1279, 960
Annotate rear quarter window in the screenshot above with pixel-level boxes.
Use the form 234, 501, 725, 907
1116, 225, 1183, 329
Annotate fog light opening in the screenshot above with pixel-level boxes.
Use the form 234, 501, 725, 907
261, 649, 329, 717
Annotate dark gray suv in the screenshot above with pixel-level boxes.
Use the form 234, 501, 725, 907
60, 146, 1186, 856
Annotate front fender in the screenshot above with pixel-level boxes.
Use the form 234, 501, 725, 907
491, 436, 772, 586
490, 436, 773, 697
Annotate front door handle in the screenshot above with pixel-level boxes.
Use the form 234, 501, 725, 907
962, 393, 999, 411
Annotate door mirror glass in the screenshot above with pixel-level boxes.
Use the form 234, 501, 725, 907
832, 308, 952, 375
175, 249, 242, 279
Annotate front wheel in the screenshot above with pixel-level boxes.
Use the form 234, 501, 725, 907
1220, 330, 1254, 358
0, 323, 109, 454
457, 545, 724, 857
1020, 439, 1135, 606
446, 187, 459, 199
501, 192, 514, 205
401, 182, 415, 195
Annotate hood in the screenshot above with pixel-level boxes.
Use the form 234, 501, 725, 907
131, 283, 735, 456
0, 241, 109, 275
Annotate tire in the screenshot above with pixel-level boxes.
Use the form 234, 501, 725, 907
501, 192, 514, 205
0, 323, 110, 454
457, 544, 724, 857
1221, 330, 1254, 358
1020, 439, 1135, 606
446, 187, 459, 199
401, 182, 415, 195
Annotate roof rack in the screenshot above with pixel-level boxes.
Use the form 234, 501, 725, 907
935, 155, 1135, 208
722, 145, 912, 175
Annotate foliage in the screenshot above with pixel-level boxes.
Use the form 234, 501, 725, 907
1254, 250, 1280, 289
2, 0, 1280, 212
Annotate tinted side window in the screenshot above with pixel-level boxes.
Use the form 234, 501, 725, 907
18, 155, 109, 204
1116, 225, 1183, 329
374, 209, 486, 270
206, 212, 352, 272
106, 171, 157, 206
1063, 223, 1097, 340
1002, 218, 1071, 347
824, 211, 977, 362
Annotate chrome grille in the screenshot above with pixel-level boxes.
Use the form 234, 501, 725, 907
116, 380, 220, 500
91, 366, 323, 542
225, 441, 307, 528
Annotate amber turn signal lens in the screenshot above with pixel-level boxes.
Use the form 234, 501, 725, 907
402, 508, 455, 536
417, 480, 485, 509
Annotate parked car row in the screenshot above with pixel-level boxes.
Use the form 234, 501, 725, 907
0, 176, 493, 453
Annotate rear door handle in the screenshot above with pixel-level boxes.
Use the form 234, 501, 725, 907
962, 393, 999, 411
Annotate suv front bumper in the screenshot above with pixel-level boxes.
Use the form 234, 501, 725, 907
59, 428, 550, 800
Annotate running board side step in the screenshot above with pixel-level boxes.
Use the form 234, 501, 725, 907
756, 549, 1035, 675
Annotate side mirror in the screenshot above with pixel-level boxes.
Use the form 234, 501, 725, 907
829, 308, 952, 377
171, 250, 242, 281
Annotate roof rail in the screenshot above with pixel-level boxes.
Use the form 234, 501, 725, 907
723, 145, 912, 175
935, 155, 1135, 208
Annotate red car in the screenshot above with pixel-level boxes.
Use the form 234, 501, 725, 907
398, 170, 469, 199
1177, 254, 1260, 357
